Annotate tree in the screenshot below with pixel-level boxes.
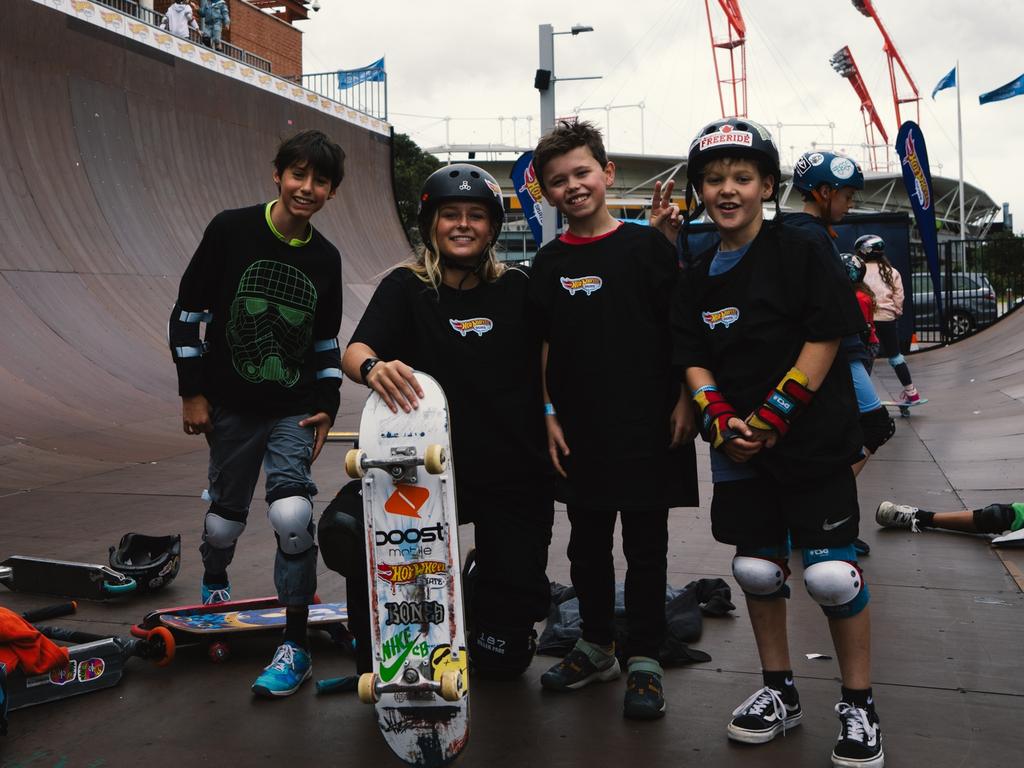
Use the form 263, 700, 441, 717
392, 132, 441, 246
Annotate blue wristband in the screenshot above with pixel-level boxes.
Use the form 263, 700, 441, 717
692, 384, 718, 397
544, 403, 556, 416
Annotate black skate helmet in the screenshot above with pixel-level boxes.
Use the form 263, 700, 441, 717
854, 233, 885, 261
685, 117, 781, 198
839, 252, 867, 283
417, 164, 505, 251
793, 151, 864, 193
108, 533, 181, 592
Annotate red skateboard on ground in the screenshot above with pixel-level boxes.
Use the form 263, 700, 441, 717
132, 596, 351, 663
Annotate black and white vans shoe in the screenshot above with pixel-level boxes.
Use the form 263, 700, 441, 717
832, 702, 884, 767
727, 685, 802, 744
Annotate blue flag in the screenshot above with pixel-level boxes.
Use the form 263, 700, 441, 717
979, 73, 1024, 104
895, 122, 943, 324
931, 66, 956, 99
337, 58, 385, 90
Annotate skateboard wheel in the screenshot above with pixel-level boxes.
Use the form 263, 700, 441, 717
439, 670, 462, 701
208, 641, 230, 663
345, 449, 366, 479
357, 672, 378, 704
424, 444, 446, 474
150, 626, 176, 667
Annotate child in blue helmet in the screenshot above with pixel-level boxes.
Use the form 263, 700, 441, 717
788, 152, 894, 478
673, 120, 884, 768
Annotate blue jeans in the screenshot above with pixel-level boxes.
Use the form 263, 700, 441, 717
202, 406, 318, 605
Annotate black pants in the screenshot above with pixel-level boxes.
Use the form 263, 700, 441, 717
465, 486, 554, 634
875, 319, 912, 386
566, 506, 668, 660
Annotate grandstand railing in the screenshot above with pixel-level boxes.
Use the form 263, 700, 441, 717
302, 69, 388, 121
95, 0, 272, 73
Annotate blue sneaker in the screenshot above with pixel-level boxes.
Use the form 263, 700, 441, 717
201, 582, 231, 605
252, 642, 312, 697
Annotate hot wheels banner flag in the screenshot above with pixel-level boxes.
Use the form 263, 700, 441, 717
510, 151, 545, 245
895, 121, 943, 323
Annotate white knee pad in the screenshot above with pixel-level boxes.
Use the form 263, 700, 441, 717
803, 560, 862, 607
888, 354, 905, 366
203, 512, 246, 549
732, 556, 788, 597
268, 496, 315, 555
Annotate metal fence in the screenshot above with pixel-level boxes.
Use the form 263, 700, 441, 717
302, 69, 388, 121
908, 237, 1024, 346
95, 0, 272, 73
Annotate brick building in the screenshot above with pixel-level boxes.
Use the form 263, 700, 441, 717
154, 0, 307, 78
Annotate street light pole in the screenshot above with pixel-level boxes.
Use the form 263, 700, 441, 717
538, 24, 557, 246
536, 23, 599, 246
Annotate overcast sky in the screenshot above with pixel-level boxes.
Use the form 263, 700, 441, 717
298, 0, 1024, 232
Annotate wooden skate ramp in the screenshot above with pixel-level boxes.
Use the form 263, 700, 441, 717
2, 1, 1023, 766
0, 0, 410, 494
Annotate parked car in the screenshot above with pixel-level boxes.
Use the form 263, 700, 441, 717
911, 272, 998, 338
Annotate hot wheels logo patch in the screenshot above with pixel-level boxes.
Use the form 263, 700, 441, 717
702, 307, 740, 329
376, 560, 448, 585
449, 317, 493, 337
560, 276, 603, 296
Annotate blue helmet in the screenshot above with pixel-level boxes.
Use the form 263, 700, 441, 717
792, 151, 864, 193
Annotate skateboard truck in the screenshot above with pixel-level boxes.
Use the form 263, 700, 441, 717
345, 444, 447, 483
357, 666, 465, 704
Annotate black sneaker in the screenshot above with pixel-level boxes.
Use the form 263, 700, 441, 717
727, 685, 802, 744
832, 702, 884, 767
623, 670, 666, 720
540, 646, 620, 691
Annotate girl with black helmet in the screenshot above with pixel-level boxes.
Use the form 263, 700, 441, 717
857, 234, 923, 406
673, 119, 885, 767
328, 163, 554, 680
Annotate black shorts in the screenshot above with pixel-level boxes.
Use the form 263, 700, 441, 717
710, 466, 859, 549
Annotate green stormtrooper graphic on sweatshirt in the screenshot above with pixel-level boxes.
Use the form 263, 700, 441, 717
226, 260, 317, 388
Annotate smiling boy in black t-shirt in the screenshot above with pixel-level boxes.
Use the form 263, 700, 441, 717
671, 118, 883, 768
529, 120, 698, 721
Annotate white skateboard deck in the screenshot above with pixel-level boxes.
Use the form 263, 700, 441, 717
349, 372, 468, 767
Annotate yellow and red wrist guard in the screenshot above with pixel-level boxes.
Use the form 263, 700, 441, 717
748, 367, 814, 437
694, 386, 738, 450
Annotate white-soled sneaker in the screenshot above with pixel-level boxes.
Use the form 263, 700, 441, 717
875, 501, 921, 532
727, 685, 802, 744
832, 702, 884, 767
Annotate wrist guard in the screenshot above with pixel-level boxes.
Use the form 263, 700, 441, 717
748, 367, 814, 437
694, 387, 739, 450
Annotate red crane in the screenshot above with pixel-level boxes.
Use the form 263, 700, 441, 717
704, 0, 747, 118
829, 46, 890, 171
851, 0, 921, 130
